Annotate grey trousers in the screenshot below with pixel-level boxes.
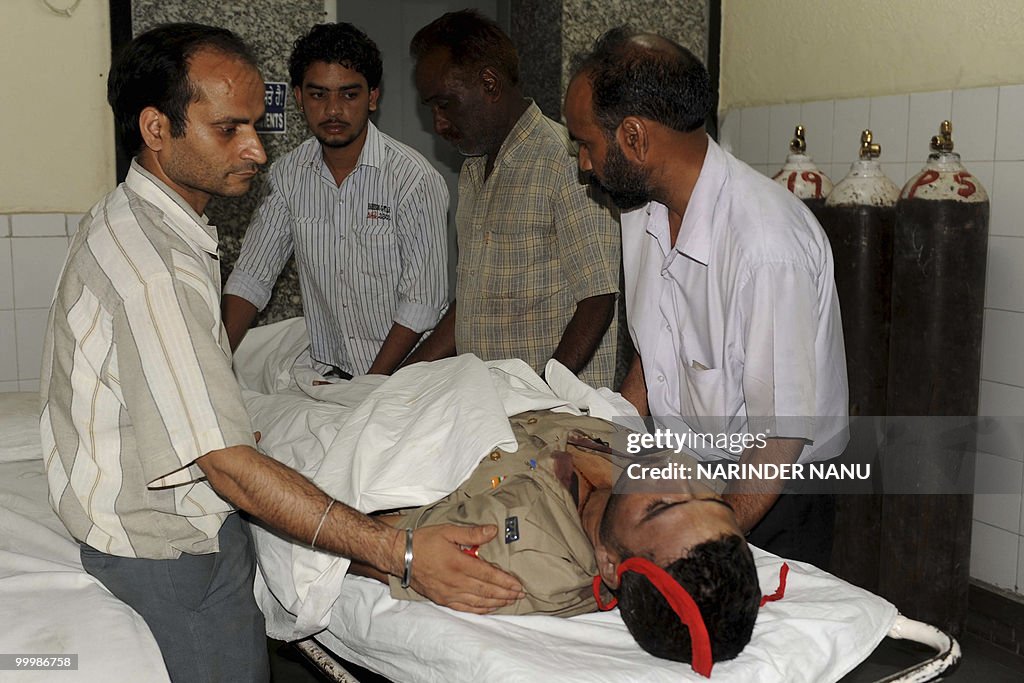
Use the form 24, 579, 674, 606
80, 513, 269, 683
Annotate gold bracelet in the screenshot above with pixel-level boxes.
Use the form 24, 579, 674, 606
310, 497, 335, 549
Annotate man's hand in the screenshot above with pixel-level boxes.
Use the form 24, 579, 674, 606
408, 524, 525, 614
723, 437, 805, 532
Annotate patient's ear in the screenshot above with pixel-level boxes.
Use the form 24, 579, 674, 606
595, 543, 621, 589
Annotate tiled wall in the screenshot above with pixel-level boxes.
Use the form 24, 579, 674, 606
0, 213, 82, 394
722, 84, 1024, 596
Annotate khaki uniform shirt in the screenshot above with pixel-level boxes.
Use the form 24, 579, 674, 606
454, 102, 620, 388
388, 411, 634, 617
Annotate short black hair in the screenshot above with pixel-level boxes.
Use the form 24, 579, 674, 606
572, 26, 714, 135
409, 9, 519, 85
107, 22, 258, 156
288, 23, 383, 90
617, 535, 760, 663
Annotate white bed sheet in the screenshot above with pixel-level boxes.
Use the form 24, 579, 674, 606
0, 393, 169, 683
236, 318, 642, 640
235, 319, 900, 682
316, 551, 896, 683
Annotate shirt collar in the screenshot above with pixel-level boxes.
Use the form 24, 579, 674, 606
125, 159, 218, 256
301, 121, 384, 179
464, 100, 543, 180
641, 135, 726, 267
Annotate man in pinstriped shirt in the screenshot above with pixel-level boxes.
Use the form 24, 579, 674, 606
223, 23, 449, 376
404, 11, 620, 388
41, 24, 521, 683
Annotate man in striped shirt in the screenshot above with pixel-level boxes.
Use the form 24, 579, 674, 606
41, 23, 521, 683
223, 23, 449, 377
405, 11, 621, 388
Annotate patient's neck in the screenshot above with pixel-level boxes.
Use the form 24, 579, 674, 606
579, 488, 611, 548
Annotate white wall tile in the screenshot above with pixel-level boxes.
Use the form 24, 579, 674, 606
869, 94, 910, 163
832, 98, 871, 165
768, 103, 802, 168
996, 84, 1024, 161
0, 215, 9, 238
985, 236, 1024, 313
800, 100, 834, 164
982, 309, 1024, 387
12, 237, 68, 309
0, 310, 17, 382
738, 106, 770, 165
908, 90, 953, 164
980, 380, 1024, 419
0, 238, 12, 310
65, 213, 85, 236
0, 381, 20, 393
879, 162, 908, 189
974, 452, 1023, 532
990, 162, 1024, 238
18, 380, 39, 393
953, 87, 999, 161
15, 309, 49, 381
11, 213, 66, 237
719, 109, 741, 155
970, 520, 1020, 589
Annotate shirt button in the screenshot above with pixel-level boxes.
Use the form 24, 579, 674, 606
342, 302, 348, 308
657, 375, 665, 382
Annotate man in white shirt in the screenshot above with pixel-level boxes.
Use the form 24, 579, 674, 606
224, 23, 449, 376
564, 28, 848, 567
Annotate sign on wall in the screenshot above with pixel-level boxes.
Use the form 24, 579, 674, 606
257, 82, 288, 134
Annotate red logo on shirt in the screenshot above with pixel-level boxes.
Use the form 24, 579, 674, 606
366, 202, 392, 221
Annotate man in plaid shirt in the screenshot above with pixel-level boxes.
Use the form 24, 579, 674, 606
405, 10, 620, 388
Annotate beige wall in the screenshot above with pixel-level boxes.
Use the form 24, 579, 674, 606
0, 1, 114, 213
721, 0, 1024, 111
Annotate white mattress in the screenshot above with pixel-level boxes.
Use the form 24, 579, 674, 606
0, 392, 169, 683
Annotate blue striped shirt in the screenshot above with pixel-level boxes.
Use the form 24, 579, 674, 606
225, 123, 449, 374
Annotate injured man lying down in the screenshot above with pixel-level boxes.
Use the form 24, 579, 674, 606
235, 319, 764, 675
351, 411, 761, 667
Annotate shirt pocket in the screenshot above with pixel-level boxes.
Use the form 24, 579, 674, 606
352, 221, 398, 280
291, 215, 332, 263
479, 227, 558, 301
679, 363, 729, 436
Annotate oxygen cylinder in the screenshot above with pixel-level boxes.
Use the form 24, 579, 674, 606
819, 131, 899, 596
888, 120, 989, 416
772, 125, 833, 212
820, 130, 900, 417
880, 120, 989, 637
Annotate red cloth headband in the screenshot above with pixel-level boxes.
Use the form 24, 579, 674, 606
593, 556, 713, 677
593, 560, 791, 679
